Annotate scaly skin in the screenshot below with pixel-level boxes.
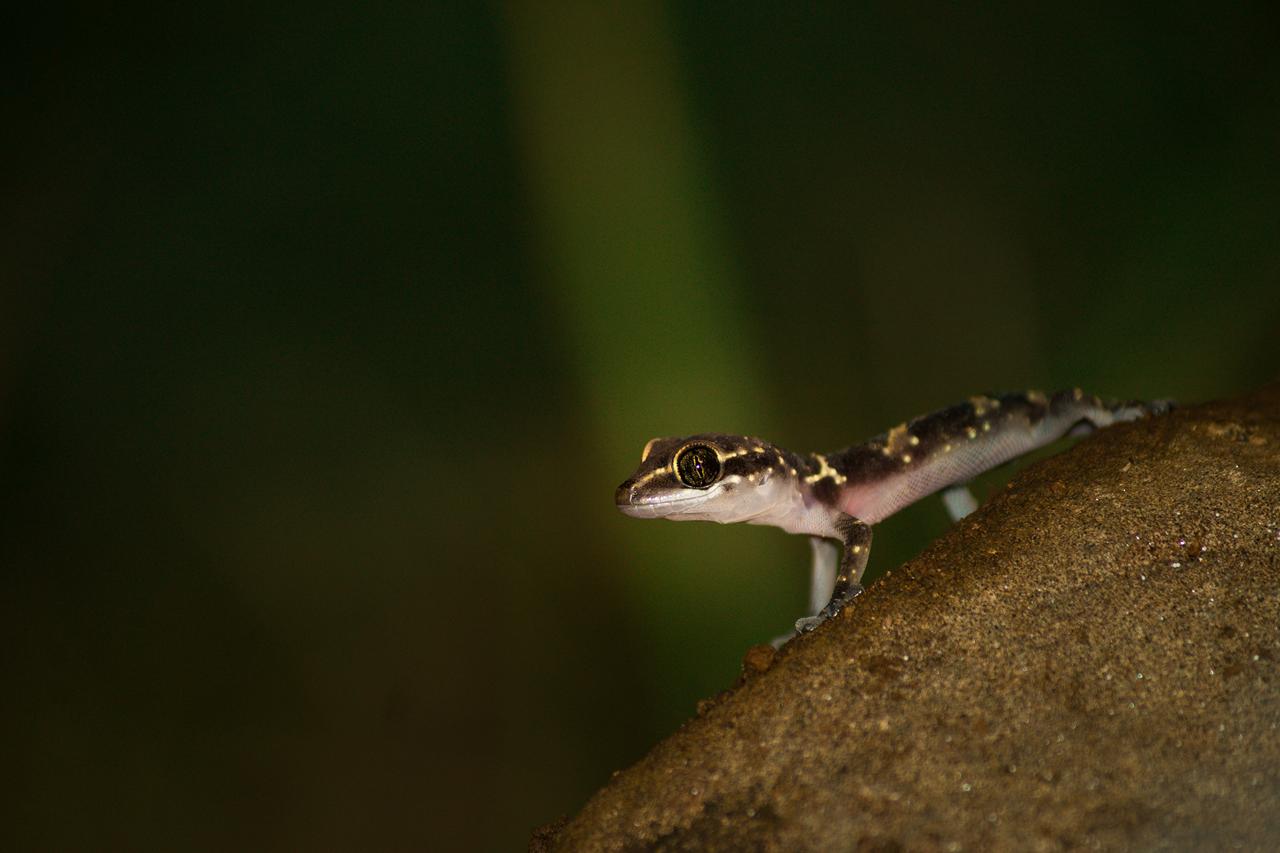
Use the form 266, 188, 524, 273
615, 389, 1173, 638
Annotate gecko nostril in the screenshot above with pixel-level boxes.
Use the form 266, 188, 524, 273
615, 482, 635, 506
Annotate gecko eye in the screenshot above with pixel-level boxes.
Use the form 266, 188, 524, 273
674, 444, 721, 489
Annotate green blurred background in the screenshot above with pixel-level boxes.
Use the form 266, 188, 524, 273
6, 3, 1278, 850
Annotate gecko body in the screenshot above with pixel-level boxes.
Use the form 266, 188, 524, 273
615, 389, 1173, 636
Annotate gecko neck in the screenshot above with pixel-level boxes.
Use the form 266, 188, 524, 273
743, 452, 850, 539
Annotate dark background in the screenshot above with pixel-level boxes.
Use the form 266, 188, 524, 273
6, 4, 1279, 850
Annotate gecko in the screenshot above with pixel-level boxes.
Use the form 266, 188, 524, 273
615, 389, 1173, 637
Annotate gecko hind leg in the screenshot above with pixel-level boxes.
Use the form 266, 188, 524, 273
795, 517, 872, 633
941, 484, 978, 521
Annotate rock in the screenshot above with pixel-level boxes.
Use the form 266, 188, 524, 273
544, 384, 1280, 852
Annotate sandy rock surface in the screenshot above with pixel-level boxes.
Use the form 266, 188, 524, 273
541, 385, 1280, 852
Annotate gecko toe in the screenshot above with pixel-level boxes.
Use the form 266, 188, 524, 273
794, 615, 824, 634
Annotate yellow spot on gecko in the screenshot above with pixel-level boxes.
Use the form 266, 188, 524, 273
885, 423, 911, 454
982, 421, 991, 432
909, 435, 920, 446
966, 427, 978, 439
805, 453, 847, 485
1027, 389, 1048, 406
901, 454, 912, 464
969, 395, 994, 416
1073, 387, 1084, 401
944, 444, 953, 453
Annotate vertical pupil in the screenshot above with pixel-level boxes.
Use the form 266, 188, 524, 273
678, 446, 718, 487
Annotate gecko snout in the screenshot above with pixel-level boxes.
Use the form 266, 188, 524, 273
615, 481, 637, 507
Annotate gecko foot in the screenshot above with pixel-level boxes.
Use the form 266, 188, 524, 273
793, 615, 823, 634
794, 583, 865, 634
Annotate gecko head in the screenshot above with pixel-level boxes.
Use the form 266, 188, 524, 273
615, 434, 790, 524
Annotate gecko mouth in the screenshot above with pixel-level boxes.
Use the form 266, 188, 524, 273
615, 488, 719, 517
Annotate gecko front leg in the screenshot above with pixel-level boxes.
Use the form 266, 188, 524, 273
795, 516, 872, 633
807, 536, 839, 616
768, 537, 838, 646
